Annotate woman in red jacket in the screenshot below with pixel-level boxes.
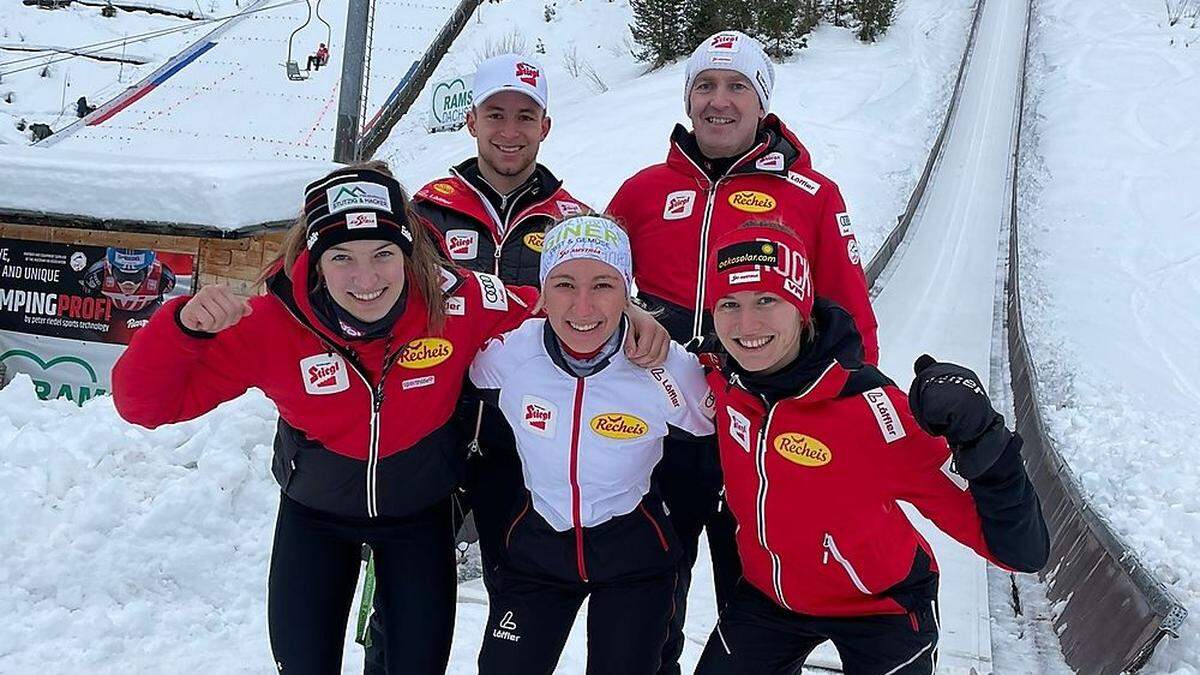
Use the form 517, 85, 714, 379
111, 163, 545, 674
694, 222, 1049, 674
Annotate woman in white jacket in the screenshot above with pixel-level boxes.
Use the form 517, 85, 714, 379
469, 215, 715, 675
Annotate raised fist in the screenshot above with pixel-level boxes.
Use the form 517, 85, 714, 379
179, 285, 252, 334
909, 354, 1008, 480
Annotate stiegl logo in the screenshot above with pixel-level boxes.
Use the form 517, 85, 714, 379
445, 230, 479, 260
300, 353, 350, 395
521, 395, 557, 437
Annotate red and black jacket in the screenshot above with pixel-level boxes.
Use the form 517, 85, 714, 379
111, 252, 536, 519
413, 159, 589, 287
607, 115, 879, 364
705, 299, 1047, 617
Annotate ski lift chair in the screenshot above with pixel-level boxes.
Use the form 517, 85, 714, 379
283, 0, 332, 82
286, 60, 308, 81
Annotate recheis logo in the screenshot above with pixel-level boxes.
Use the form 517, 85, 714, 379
728, 190, 777, 213
398, 338, 453, 369
445, 229, 479, 260
299, 353, 350, 395
773, 433, 832, 467
523, 232, 545, 252
522, 395, 557, 437
0, 349, 105, 405
327, 182, 392, 214
663, 190, 696, 220
590, 413, 649, 440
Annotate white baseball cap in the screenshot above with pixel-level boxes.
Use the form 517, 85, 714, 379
473, 54, 549, 111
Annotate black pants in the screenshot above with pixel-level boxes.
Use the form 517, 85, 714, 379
365, 409, 525, 673
268, 492, 456, 675
695, 582, 939, 675
478, 498, 681, 675
306, 55, 321, 70
654, 435, 743, 675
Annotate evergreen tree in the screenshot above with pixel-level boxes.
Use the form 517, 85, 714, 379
755, 0, 807, 58
852, 0, 897, 42
630, 0, 684, 66
680, 0, 720, 54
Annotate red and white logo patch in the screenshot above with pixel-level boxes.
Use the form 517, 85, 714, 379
300, 353, 350, 395
709, 33, 740, 52
445, 229, 479, 260
515, 62, 541, 86
663, 190, 696, 221
556, 200, 582, 217
521, 395, 557, 438
727, 406, 751, 452
345, 212, 378, 229
755, 152, 785, 172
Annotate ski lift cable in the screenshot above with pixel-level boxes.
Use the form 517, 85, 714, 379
315, 0, 332, 47
0, 0, 307, 76
285, 0, 313, 65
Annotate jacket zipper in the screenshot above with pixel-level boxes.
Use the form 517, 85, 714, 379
568, 377, 589, 582
754, 402, 790, 609
675, 140, 768, 342
822, 532, 873, 595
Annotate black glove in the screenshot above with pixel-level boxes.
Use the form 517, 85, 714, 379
909, 354, 1008, 480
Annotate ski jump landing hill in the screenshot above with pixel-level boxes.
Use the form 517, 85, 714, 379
864, 0, 1188, 671
39, 0, 458, 160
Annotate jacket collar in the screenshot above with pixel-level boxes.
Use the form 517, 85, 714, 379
666, 114, 812, 184
266, 250, 430, 351
541, 315, 629, 378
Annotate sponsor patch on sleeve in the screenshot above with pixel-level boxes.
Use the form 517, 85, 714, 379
474, 271, 509, 311
727, 406, 751, 452
556, 200, 582, 217
786, 171, 821, 196
862, 388, 906, 444
444, 296, 465, 316
836, 212, 854, 237
847, 239, 861, 266
649, 367, 683, 408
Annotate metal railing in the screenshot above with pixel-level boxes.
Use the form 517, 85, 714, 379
1004, 1, 1188, 671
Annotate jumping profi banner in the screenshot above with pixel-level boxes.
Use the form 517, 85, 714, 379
0, 239, 194, 405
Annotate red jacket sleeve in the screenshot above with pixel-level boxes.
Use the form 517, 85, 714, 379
111, 296, 255, 429
883, 388, 1013, 570
813, 183, 879, 364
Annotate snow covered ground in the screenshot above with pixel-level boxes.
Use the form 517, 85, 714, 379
1018, 0, 1200, 671
0, 0, 243, 145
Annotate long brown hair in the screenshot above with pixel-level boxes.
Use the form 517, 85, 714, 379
261, 160, 448, 334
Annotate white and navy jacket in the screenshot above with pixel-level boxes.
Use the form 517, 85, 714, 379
469, 318, 715, 533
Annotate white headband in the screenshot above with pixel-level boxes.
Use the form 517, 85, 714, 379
538, 216, 633, 292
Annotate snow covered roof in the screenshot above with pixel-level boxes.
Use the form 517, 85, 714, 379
0, 146, 338, 235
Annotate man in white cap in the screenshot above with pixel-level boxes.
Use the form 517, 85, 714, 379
606, 30, 880, 675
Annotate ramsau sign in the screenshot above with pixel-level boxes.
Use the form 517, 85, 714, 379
429, 76, 472, 133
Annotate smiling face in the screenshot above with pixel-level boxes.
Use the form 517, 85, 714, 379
317, 240, 406, 322
467, 90, 551, 193
542, 258, 629, 355
712, 290, 804, 374
688, 69, 764, 159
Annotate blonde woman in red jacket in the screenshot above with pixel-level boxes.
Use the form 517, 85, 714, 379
695, 222, 1049, 674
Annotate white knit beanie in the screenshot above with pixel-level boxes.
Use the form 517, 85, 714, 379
539, 216, 633, 292
684, 30, 775, 114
